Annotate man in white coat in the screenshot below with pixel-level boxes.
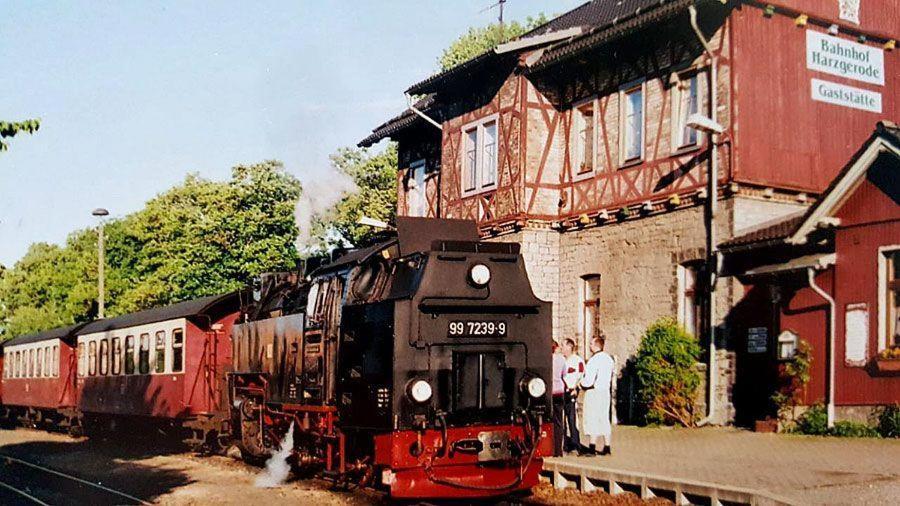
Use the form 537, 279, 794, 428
580, 334, 615, 456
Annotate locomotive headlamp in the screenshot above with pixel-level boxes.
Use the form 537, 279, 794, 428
468, 263, 491, 287
408, 379, 433, 403
526, 377, 546, 398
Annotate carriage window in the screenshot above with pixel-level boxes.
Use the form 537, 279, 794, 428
125, 336, 135, 374
172, 328, 184, 373
155, 331, 166, 373
4, 352, 8, 378
111, 338, 122, 375
88, 341, 97, 376
29, 349, 35, 378
139, 334, 150, 374
78, 343, 85, 377
44, 346, 51, 377
52, 345, 59, 376
37, 348, 43, 378
15, 351, 20, 378
99, 339, 109, 376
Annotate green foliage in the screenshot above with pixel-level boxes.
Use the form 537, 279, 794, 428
310, 144, 398, 249
0, 119, 40, 151
830, 421, 881, 438
438, 14, 548, 71
771, 340, 813, 425
633, 318, 702, 427
875, 404, 900, 438
794, 404, 830, 435
0, 160, 301, 339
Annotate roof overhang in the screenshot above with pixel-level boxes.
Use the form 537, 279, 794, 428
495, 27, 583, 54
741, 253, 836, 279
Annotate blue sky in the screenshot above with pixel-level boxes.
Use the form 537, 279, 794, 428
1, 0, 581, 266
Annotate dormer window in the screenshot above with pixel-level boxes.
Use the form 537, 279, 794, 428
461, 116, 498, 195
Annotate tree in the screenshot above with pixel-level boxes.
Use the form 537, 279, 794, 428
438, 14, 548, 71
309, 144, 398, 250
0, 160, 302, 339
1, 119, 40, 151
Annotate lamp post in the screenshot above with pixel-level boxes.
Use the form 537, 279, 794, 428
686, 111, 725, 425
92, 208, 109, 319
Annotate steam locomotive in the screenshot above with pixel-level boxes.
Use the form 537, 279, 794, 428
228, 217, 553, 498
0, 218, 553, 499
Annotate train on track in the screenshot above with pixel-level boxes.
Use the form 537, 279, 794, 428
0, 218, 552, 499
0, 218, 553, 499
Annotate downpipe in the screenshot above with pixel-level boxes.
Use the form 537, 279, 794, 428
807, 267, 836, 428
689, 3, 720, 427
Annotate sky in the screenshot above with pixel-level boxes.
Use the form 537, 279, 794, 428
0, 0, 582, 267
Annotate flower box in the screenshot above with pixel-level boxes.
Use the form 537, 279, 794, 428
873, 358, 900, 375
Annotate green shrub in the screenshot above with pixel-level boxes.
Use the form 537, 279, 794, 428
794, 403, 829, 435
876, 404, 900, 438
634, 318, 702, 427
771, 340, 812, 425
830, 421, 881, 438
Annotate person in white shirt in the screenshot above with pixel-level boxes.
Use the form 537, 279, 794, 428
561, 338, 585, 453
580, 334, 615, 456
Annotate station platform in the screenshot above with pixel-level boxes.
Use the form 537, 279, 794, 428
542, 425, 900, 505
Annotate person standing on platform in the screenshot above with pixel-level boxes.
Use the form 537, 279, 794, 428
551, 341, 566, 457
561, 338, 585, 454
580, 334, 615, 456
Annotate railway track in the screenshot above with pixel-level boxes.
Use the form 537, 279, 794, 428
0, 454, 149, 505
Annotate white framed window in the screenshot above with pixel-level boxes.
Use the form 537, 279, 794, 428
461, 115, 499, 196
878, 246, 900, 350
154, 330, 167, 374
172, 328, 184, 373
579, 274, 602, 353
78, 343, 85, 377
406, 159, 427, 217
37, 348, 43, 378
572, 99, 597, 176
52, 345, 59, 377
620, 83, 644, 164
678, 262, 703, 338
88, 341, 97, 377
672, 72, 702, 150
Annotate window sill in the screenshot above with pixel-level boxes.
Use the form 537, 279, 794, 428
672, 143, 702, 157
573, 169, 595, 182
461, 186, 497, 198
619, 157, 644, 170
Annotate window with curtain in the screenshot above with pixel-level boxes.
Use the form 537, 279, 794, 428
674, 73, 700, 148
621, 85, 644, 162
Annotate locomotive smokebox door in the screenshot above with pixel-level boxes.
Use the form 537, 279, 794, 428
477, 431, 512, 462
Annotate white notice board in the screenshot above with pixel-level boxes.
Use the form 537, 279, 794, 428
845, 303, 868, 367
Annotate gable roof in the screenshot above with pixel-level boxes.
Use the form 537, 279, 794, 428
785, 121, 900, 244
720, 121, 900, 251
77, 292, 240, 335
361, 0, 691, 147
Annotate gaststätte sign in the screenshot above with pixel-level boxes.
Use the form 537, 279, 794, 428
806, 30, 884, 86
811, 78, 882, 113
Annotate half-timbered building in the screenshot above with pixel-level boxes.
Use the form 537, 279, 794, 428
360, 0, 898, 424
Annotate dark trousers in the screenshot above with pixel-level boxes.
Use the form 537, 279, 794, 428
552, 394, 565, 456
563, 390, 580, 452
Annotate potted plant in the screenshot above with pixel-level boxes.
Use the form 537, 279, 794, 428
874, 346, 900, 375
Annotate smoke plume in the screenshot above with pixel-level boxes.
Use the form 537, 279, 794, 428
294, 170, 357, 253
254, 423, 296, 488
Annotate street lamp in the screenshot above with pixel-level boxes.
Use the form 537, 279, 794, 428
92, 208, 109, 319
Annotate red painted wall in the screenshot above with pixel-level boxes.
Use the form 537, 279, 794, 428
778, 270, 831, 405
731, 4, 898, 192
2, 341, 77, 410
832, 176, 900, 405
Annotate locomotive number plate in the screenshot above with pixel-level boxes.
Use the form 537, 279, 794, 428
448, 320, 507, 337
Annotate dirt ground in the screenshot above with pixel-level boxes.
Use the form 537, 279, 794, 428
0, 428, 663, 505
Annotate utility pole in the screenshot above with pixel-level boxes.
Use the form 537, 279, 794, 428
92, 208, 109, 319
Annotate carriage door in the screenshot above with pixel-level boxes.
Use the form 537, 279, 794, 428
406, 160, 426, 217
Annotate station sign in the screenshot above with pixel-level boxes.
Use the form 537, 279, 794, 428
806, 30, 884, 86
811, 78, 882, 113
